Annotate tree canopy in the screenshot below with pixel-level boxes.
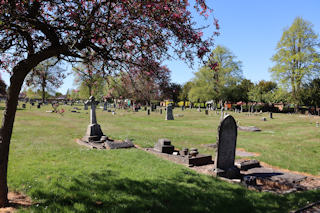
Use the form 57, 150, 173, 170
25, 58, 66, 102
0, 0, 218, 207
189, 45, 243, 103
270, 17, 320, 107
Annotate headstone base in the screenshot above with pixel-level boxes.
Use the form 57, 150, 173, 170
83, 124, 104, 142
212, 166, 240, 179
76, 138, 134, 150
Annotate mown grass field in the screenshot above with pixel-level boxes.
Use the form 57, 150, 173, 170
3, 102, 320, 212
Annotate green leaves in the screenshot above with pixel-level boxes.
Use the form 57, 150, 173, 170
270, 17, 320, 105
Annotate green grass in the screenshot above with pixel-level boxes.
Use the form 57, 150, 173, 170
4, 103, 320, 212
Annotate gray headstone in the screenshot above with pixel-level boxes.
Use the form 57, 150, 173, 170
103, 102, 107, 111
166, 104, 174, 120
84, 103, 88, 110
83, 96, 105, 142
214, 115, 239, 178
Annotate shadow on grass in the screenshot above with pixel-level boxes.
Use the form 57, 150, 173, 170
27, 170, 320, 213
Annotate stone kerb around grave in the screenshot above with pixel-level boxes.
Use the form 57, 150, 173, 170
213, 115, 240, 179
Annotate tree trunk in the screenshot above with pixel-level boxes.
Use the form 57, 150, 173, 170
88, 85, 92, 97
0, 66, 29, 207
42, 84, 46, 103
0, 47, 58, 207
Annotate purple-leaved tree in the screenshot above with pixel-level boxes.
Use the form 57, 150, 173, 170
0, 0, 218, 206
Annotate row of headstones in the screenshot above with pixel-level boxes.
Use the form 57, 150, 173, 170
154, 114, 241, 179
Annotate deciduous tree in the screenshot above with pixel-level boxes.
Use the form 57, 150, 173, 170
0, 0, 217, 205
25, 58, 65, 102
189, 45, 243, 103
270, 17, 320, 110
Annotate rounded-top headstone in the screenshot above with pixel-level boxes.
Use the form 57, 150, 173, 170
214, 115, 237, 171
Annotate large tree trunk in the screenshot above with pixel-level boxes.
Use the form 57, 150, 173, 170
0, 47, 59, 207
0, 65, 29, 207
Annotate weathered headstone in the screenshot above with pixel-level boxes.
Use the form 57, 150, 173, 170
154, 138, 174, 154
213, 115, 240, 179
83, 96, 105, 142
166, 104, 174, 120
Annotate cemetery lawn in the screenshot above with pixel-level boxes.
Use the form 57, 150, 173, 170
5, 103, 320, 212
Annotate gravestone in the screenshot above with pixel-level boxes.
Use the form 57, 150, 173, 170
103, 102, 107, 111
269, 112, 273, 119
84, 103, 88, 110
22, 104, 26, 109
154, 138, 174, 154
213, 115, 240, 179
166, 104, 174, 120
205, 109, 208, 115
147, 109, 150, 115
160, 109, 162, 114
83, 96, 105, 142
37, 104, 41, 109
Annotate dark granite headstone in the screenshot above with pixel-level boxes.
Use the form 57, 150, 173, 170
37, 104, 41, 109
213, 115, 239, 179
22, 104, 26, 109
269, 112, 273, 119
154, 138, 174, 154
147, 109, 150, 115
166, 104, 174, 120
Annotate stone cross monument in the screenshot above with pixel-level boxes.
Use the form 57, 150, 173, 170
83, 96, 105, 142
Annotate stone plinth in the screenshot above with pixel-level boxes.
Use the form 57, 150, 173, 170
83, 124, 104, 142
154, 138, 174, 154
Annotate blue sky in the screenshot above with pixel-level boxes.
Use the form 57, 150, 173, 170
2, 0, 320, 94
169, 0, 320, 86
